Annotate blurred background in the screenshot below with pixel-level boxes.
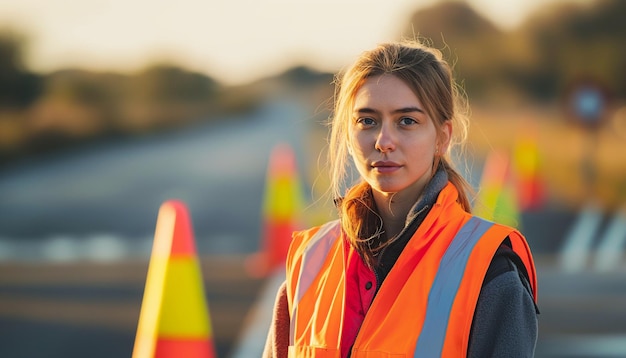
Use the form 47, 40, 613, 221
0, 0, 625, 357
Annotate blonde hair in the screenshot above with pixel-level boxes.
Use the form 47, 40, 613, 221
328, 40, 472, 266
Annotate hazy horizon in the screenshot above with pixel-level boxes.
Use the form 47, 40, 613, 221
0, 0, 592, 85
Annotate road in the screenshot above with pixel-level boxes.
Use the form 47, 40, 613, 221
0, 99, 624, 357
0, 257, 264, 358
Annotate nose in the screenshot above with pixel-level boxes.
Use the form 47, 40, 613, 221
374, 122, 396, 153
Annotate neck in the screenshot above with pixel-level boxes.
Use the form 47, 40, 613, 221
373, 190, 420, 240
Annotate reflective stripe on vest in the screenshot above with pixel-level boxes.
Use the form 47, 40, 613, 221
289, 219, 341, 346
413, 216, 493, 357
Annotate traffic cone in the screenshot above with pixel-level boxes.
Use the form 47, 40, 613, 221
474, 150, 520, 228
132, 200, 216, 358
512, 130, 545, 211
246, 143, 305, 277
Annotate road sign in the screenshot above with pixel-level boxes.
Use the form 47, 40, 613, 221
565, 79, 610, 129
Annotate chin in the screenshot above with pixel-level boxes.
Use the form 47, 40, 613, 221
370, 183, 405, 195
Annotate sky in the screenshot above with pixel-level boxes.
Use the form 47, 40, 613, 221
0, 0, 590, 85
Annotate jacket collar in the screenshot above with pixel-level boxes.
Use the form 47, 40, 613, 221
405, 165, 449, 228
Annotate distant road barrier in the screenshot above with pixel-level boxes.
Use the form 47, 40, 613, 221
559, 203, 604, 272
559, 203, 626, 273
592, 207, 626, 273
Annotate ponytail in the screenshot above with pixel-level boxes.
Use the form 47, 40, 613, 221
439, 158, 473, 213
339, 181, 384, 268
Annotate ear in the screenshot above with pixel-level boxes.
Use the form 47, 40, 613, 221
438, 120, 452, 154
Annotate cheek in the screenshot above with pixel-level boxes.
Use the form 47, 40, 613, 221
405, 136, 436, 161
350, 130, 373, 153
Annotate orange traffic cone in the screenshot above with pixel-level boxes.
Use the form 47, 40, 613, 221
132, 200, 216, 358
246, 142, 305, 277
474, 149, 520, 228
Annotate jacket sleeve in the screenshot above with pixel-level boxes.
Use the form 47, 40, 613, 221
467, 254, 538, 358
263, 280, 290, 358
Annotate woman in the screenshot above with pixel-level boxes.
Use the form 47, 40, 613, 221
264, 41, 539, 357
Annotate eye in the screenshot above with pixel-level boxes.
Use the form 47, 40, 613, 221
399, 117, 417, 126
356, 117, 376, 127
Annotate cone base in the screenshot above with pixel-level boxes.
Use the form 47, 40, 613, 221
155, 337, 216, 358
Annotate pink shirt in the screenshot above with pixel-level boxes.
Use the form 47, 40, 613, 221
341, 241, 376, 358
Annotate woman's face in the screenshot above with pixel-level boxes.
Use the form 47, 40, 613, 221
349, 74, 450, 200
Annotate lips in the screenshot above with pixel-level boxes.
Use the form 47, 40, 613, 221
371, 161, 402, 173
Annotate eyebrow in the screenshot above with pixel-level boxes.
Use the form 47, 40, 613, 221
355, 106, 425, 115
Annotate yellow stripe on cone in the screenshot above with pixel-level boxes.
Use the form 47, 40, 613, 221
133, 200, 215, 358
512, 130, 545, 211
158, 257, 210, 337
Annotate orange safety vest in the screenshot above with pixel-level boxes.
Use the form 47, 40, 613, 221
285, 183, 537, 358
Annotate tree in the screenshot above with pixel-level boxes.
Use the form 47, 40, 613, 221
134, 64, 219, 103
402, 0, 626, 102
0, 30, 42, 107
519, 0, 626, 100
402, 1, 505, 98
